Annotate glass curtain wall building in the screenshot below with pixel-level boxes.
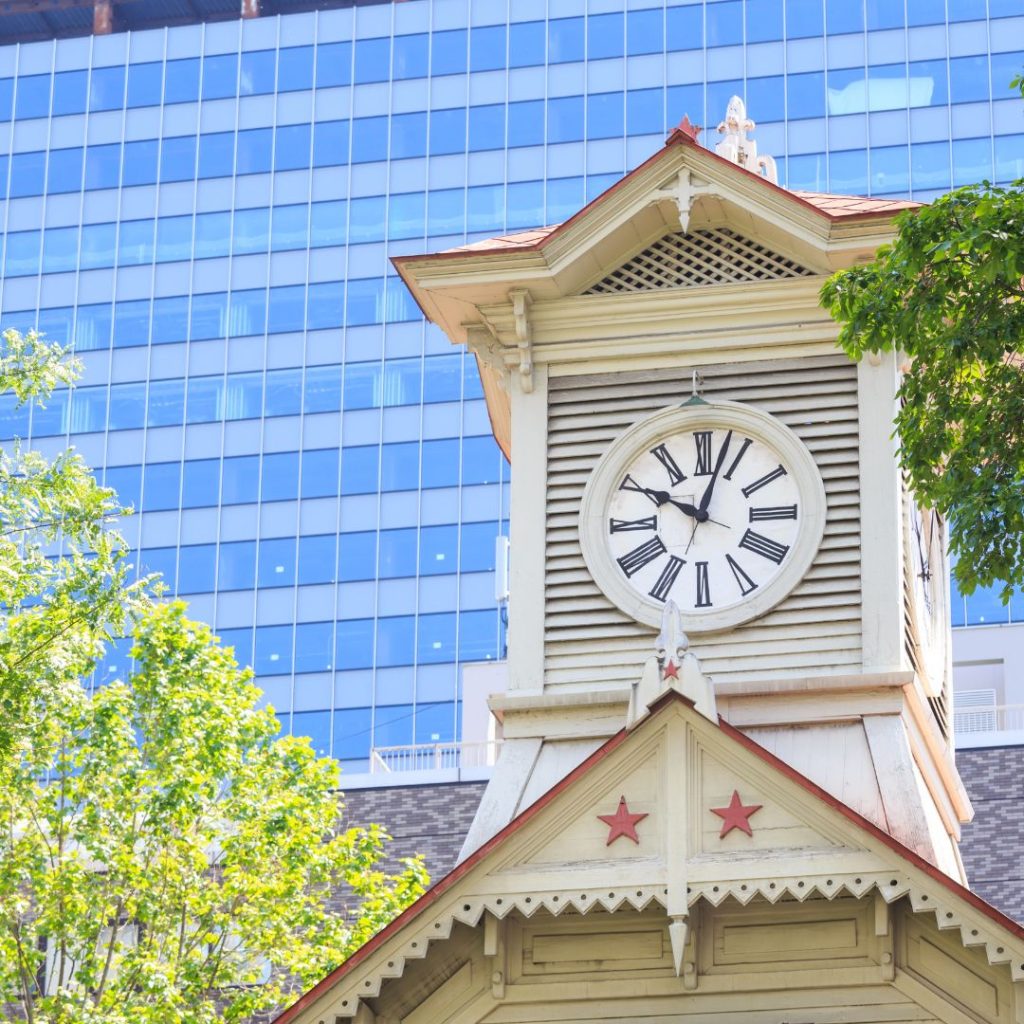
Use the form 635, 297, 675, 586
0, 0, 1020, 771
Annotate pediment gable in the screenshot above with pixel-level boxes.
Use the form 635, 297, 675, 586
277, 693, 1024, 1024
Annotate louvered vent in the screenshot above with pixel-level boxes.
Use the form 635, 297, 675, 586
585, 228, 815, 295
544, 355, 861, 689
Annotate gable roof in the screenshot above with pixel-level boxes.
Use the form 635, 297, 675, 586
274, 690, 1022, 1024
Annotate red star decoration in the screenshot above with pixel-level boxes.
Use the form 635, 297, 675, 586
677, 114, 702, 140
710, 790, 762, 838
597, 796, 648, 846
663, 660, 680, 680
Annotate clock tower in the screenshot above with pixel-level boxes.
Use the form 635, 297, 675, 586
275, 104, 1024, 1024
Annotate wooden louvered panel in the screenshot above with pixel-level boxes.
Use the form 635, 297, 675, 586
544, 355, 862, 688
585, 228, 815, 294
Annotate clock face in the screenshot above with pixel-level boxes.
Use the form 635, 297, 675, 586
905, 495, 948, 697
607, 427, 801, 615
579, 400, 826, 631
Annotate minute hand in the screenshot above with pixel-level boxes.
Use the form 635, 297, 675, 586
698, 429, 733, 513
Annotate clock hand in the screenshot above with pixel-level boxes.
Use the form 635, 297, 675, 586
698, 429, 733, 514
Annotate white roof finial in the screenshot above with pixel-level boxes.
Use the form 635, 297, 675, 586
716, 95, 778, 185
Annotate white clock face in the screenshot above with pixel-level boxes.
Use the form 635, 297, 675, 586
607, 426, 801, 615
579, 400, 826, 631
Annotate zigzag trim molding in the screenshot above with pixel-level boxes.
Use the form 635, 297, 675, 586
321, 871, 1024, 1019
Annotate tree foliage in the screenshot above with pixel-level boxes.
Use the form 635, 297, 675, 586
821, 146, 1024, 600
0, 331, 429, 1022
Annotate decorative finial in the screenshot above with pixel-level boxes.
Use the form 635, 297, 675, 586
677, 114, 702, 140
656, 600, 689, 674
715, 96, 778, 185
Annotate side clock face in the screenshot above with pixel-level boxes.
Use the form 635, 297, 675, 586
905, 495, 949, 697
579, 400, 826, 631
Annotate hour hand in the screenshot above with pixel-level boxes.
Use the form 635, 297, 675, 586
667, 498, 701, 518
620, 475, 671, 506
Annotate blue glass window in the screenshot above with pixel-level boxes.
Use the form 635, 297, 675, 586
42, 226, 78, 274
261, 450, 299, 501
549, 17, 585, 63
202, 54, 237, 100
258, 537, 297, 588
164, 58, 200, 104
222, 371, 263, 422
378, 441, 419, 492
179, 544, 216, 595
349, 197, 385, 245
141, 460, 180, 509
313, 119, 350, 166
992, 52, 1024, 98
113, 299, 150, 348
470, 25, 506, 72
308, 280, 345, 329
10, 152, 45, 198
417, 612, 455, 664
336, 620, 374, 671
748, 76, 784, 122
706, 1, 742, 46
416, 702, 456, 743
547, 176, 585, 223
462, 435, 505, 485
299, 534, 337, 585
338, 530, 378, 582
391, 111, 427, 159
345, 278, 384, 327
509, 21, 545, 67
786, 0, 824, 38
268, 283, 306, 333
275, 123, 312, 170
182, 458, 220, 507
190, 292, 228, 342
264, 367, 301, 416
507, 181, 543, 230
240, 50, 276, 96
907, 0, 943, 25
104, 464, 141, 510
218, 626, 253, 668
995, 135, 1024, 184
788, 70, 825, 119
315, 42, 351, 89
186, 376, 224, 423
122, 139, 159, 186
461, 521, 499, 572
378, 616, 415, 667
627, 88, 664, 136
237, 127, 272, 175
233, 206, 270, 255
84, 144, 121, 191
108, 382, 146, 430
156, 215, 193, 263
0, 394, 29, 439
508, 99, 543, 148
295, 622, 334, 674
127, 62, 162, 107
432, 28, 467, 76
829, 149, 868, 194
68, 385, 107, 434
340, 445, 379, 496
870, 146, 909, 195
420, 524, 457, 576
140, 548, 177, 592
228, 289, 267, 338
952, 137, 992, 186
588, 91, 624, 140
379, 528, 417, 578
90, 66, 125, 111
333, 706, 371, 763
151, 296, 189, 345
428, 108, 466, 158
549, 95, 585, 143
866, 0, 903, 29
427, 188, 465, 236
160, 136, 196, 183
310, 199, 346, 248
278, 46, 313, 90
667, 6, 702, 50
911, 140, 951, 192
0, 78, 11, 121
355, 37, 390, 84
53, 70, 87, 115
32, 388, 69, 437
351, 116, 388, 163
459, 609, 500, 661
15, 74, 51, 119
4, 231, 40, 277
118, 220, 154, 267
222, 454, 259, 505
785, 153, 826, 191
304, 365, 341, 413
394, 33, 429, 79
826, 0, 863, 33
199, 131, 235, 178
219, 540, 256, 591
588, 11, 624, 59
422, 353, 463, 403
373, 704, 413, 746
36, 307, 74, 345
147, 378, 185, 427
627, 9, 663, 55
271, 204, 308, 251
195, 212, 231, 260
965, 584, 1009, 626
300, 448, 339, 499
469, 104, 504, 151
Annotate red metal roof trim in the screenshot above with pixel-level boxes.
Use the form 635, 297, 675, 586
275, 691, 1021, 1023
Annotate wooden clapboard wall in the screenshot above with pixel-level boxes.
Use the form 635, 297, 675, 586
544, 353, 861, 687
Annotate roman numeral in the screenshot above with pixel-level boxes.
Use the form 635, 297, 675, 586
609, 516, 658, 533
722, 437, 753, 481
650, 443, 686, 486
648, 555, 685, 602
725, 553, 758, 596
741, 464, 787, 497
738, 528, 789, 565
694, 431, 713, 475
749, 504, 798, 521
619, 474, 661, 505
616, 535, 666, 578
695, 561, 711, 607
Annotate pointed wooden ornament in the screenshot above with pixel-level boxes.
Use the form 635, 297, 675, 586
668, 915, 689, 977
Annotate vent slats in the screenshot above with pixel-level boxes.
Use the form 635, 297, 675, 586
543, 355, 861, 687
585, 227, 815, 295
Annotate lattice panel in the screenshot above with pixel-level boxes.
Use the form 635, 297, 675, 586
585, 227, 815, 294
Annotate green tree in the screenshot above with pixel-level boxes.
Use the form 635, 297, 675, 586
0, 328, 135, 769
820, 79, 1024, 601
0, 333, 429, 1022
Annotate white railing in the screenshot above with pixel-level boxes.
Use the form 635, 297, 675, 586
369, 740, 502, 774
953, 704, 1024, 735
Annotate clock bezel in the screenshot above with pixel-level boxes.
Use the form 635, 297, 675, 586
578, 399, 827, 632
